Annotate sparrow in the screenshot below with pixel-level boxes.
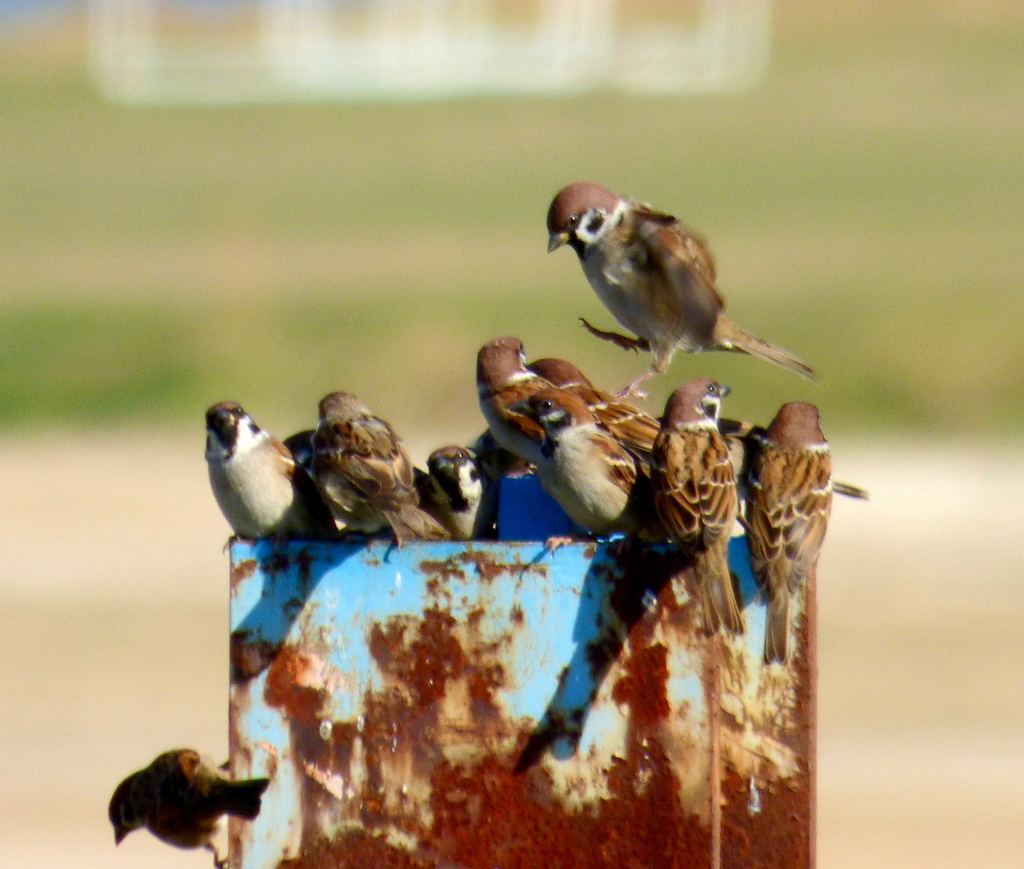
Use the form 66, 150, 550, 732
205, 402, 337, 540
108, 748, 270, 867
547, 182, 816, 396
312, 391, 449, 543
476, 337, 554, 466
527, 357, 661, 462
650, 379, 744, 635
745, 401, 833, 664
511, 388, 654, 538
416, 445, 496, 540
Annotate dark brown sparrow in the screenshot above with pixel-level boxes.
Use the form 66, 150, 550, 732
547, 182, 816, 396
745, 401, 833, 664
512, 388, 656, 538
205, 402, 336, 540
312, 391, 449, 543
527, 357, 661, 461
651, 379, 744, 635
416, 445, 496, 540
108, 748, 269, 867
476, 337, 554, 466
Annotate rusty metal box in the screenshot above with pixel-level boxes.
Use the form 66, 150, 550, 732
227, 520, 814, 867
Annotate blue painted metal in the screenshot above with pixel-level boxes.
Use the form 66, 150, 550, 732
227, 491, 814, 869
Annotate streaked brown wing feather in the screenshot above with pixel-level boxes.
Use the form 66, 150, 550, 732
652, 429, 736, 547
336, 418, 416, 509
634, 216, 724, 341
572, 384, 659, 456
748, 446, 832, 588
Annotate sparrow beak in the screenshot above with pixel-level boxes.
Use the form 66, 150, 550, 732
114, 827, 128, 846
719, 384, 732, 398
548, 231, 570, 253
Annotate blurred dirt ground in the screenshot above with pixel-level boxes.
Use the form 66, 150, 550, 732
1, 434, 1021, 868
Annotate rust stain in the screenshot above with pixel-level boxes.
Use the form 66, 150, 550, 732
231, 558, 258, 591
368, 609, 466, 707
612, 642, 670, 726
454, 549, 508, 583
264, 647, 328, 727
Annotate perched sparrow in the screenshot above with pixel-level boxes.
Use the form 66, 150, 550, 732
512, 388, 653, 538
416, 445, 496, 540
476, 337, 554, 466
651, 379, 744, 635
547, 182, 815, 396
205, 402, 336, 540
312, 391, 449, 543
745, 401, 833, 664
527, 357, 660, 461
108, 748, 269, 867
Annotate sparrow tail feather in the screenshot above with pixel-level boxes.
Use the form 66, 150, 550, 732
764, 588, 791, 664
713, 317, 817, 381
216, 778, 270, 820
697, 548, 744, 636
835, 480, 869, 500
385, 506, 450, 542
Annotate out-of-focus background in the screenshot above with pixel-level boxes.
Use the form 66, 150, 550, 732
0, 1, 1022, 867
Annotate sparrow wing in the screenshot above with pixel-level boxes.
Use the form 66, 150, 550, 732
571, 384, 659, 458
633, 215, 724, 343
337, 417, 418, 510
598, 433, 638, 494
652, 429, 736, 547
747, 445, 832, 590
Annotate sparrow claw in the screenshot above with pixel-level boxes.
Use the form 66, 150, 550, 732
544, 534, 594, 555
578, 318, 650, 354
615, 384, 648, 401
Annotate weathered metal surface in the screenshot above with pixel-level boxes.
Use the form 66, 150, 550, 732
228, 529, 814, 867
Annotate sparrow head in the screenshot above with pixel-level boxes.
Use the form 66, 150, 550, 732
205, 401, 260, 460
547, 182, 624, 253
477, 337, 529, 389
317, 391, 371, 424
527, 357, 594, 390
108, 775, 144, 845
661, 379, 731, 429
765, 401, 827, 449
427, 446, 481, 512
514, 389, 594, 435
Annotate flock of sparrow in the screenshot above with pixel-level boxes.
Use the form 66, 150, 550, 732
107, 182, 865, 866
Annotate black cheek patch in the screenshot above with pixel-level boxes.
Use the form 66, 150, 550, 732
586, 214, 605, 234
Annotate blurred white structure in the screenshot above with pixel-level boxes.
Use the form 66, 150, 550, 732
89, 0, 772, 104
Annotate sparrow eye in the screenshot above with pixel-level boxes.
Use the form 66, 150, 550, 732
566, 214, 580, 229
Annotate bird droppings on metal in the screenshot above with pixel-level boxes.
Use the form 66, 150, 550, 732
228, 536, 815, 868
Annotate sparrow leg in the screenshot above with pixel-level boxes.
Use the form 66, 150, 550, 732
579, 318, 651, 353
615, 368, 659, 401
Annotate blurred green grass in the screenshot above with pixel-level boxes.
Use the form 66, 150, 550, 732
1, 8, 1022, 440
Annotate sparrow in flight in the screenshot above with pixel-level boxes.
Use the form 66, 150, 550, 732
547, 182, 815, 396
